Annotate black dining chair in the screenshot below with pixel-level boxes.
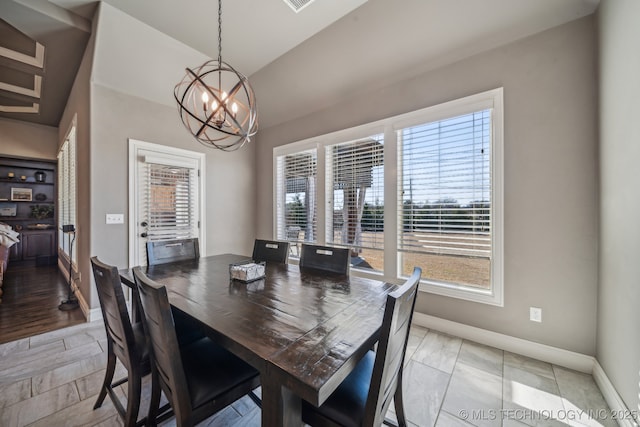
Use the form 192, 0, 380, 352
146, 238, 200, 266
132, 266, 261, 426
252, 239, 290, 264
301, 267, 422, 427
299, 244, 351, 276
90, 256, 151, 427
146, 237, 204, 346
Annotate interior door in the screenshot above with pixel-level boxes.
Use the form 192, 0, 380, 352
128, 139, 205, 267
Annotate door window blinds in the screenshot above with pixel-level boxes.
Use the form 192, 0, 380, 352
143, 163, 198, 242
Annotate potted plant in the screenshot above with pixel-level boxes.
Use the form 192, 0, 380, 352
30, 205, 54, 219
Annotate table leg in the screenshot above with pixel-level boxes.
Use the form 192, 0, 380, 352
261, 378, 303, 427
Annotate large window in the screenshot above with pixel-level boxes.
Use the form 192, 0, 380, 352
398, 111, 491, 288
274, 89, 503, 305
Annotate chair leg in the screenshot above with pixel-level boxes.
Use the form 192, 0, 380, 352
94, 347, 116, 409
146, 368, 161, 427
392, 376, 408, 427
124, 371, 142, 427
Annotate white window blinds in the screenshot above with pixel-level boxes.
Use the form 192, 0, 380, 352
142, 163, 198, 242
275, 149, 318, 245
326, 136, 384, 252
57, 129, 76, 260
398, 110, 491, 286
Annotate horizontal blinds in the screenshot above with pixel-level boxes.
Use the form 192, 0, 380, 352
145, 163, 198, 241
57, 134, 76, 260
275, 149, 317, 244
399, 110, 491, 259
68, 132, 76, 239
57, 142, 67, 252
326, 136, 384, 251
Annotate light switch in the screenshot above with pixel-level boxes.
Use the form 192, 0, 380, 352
106, 213, 124, 224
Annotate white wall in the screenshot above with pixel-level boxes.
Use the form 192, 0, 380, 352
597, 0, 640, 412
254, 17, 599, 355
0, 118, 58, 159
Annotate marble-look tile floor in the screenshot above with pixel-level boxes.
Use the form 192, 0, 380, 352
0, 321, 616, 427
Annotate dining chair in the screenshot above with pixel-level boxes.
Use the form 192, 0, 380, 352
146, 238, 200, 266
90, 256, 150, 427
252, 239, 290, 264
301, 267, 422, 427
299, 244, 351, 275
132, 266, 261, 427
146, 237, 204, 346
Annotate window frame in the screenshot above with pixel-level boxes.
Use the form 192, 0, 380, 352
273, 88, 504, 306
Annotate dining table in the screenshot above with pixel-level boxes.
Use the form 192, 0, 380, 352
119, 253, 396, 427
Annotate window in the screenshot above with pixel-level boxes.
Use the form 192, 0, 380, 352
57, 124, 76, 262
326, 135, 385, 271
274, 89, 503, 305
275, 148, 318, 249
398, 111, 492, 288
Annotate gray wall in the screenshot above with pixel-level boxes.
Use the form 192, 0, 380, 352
57, 8, 95, 312
78, 3, 255, 310
597, 0, 640, 411
254, 17, 598, 355
0, 118, 58, 159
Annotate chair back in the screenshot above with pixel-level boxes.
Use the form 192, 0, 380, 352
364, 267, 421, 426
252, 239, 289, 264
90, 257, 141, 365
299, 244, 350, 275
147, 238, 199, 266
132, 267, 193, 419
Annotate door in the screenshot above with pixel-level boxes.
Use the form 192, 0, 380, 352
128, 139, 205, 267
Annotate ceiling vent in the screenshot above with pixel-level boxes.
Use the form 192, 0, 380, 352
283, 0, 316, 13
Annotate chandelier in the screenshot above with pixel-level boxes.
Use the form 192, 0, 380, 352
174, 0, 258, 151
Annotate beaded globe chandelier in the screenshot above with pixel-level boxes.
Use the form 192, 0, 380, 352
174, 0, 258, 151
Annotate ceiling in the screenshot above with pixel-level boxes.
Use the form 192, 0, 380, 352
0, 0, 599, 129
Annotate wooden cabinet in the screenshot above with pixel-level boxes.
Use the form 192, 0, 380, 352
23, 230, 56, 260
0, 156, 57, 265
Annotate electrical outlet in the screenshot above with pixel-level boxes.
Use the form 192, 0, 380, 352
530, 307, 542, 322
106, 214, 124, 224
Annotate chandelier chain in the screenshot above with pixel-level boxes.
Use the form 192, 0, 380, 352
217, 0, 222, 66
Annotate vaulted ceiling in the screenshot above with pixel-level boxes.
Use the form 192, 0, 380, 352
0, 0, 599, 129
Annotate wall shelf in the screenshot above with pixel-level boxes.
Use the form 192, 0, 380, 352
0, 156, 57, 265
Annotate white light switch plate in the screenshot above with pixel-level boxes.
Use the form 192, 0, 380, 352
106, 213, 124, 224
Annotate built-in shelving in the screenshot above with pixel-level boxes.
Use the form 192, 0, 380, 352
0, 156, 57, 265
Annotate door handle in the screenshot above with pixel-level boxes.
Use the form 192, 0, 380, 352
140, 232, 148, 238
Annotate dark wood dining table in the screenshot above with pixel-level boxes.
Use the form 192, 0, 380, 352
119, 253, 396, 427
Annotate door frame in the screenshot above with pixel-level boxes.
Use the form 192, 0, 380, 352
127, 139, 206, 267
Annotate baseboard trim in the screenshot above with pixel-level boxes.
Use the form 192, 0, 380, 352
592, 360, 639, 427
412, 313, 594, 373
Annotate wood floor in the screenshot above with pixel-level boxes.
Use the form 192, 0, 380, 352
0, 264, 85, 344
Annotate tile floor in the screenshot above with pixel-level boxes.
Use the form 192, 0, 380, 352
0, 321, 616, 427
